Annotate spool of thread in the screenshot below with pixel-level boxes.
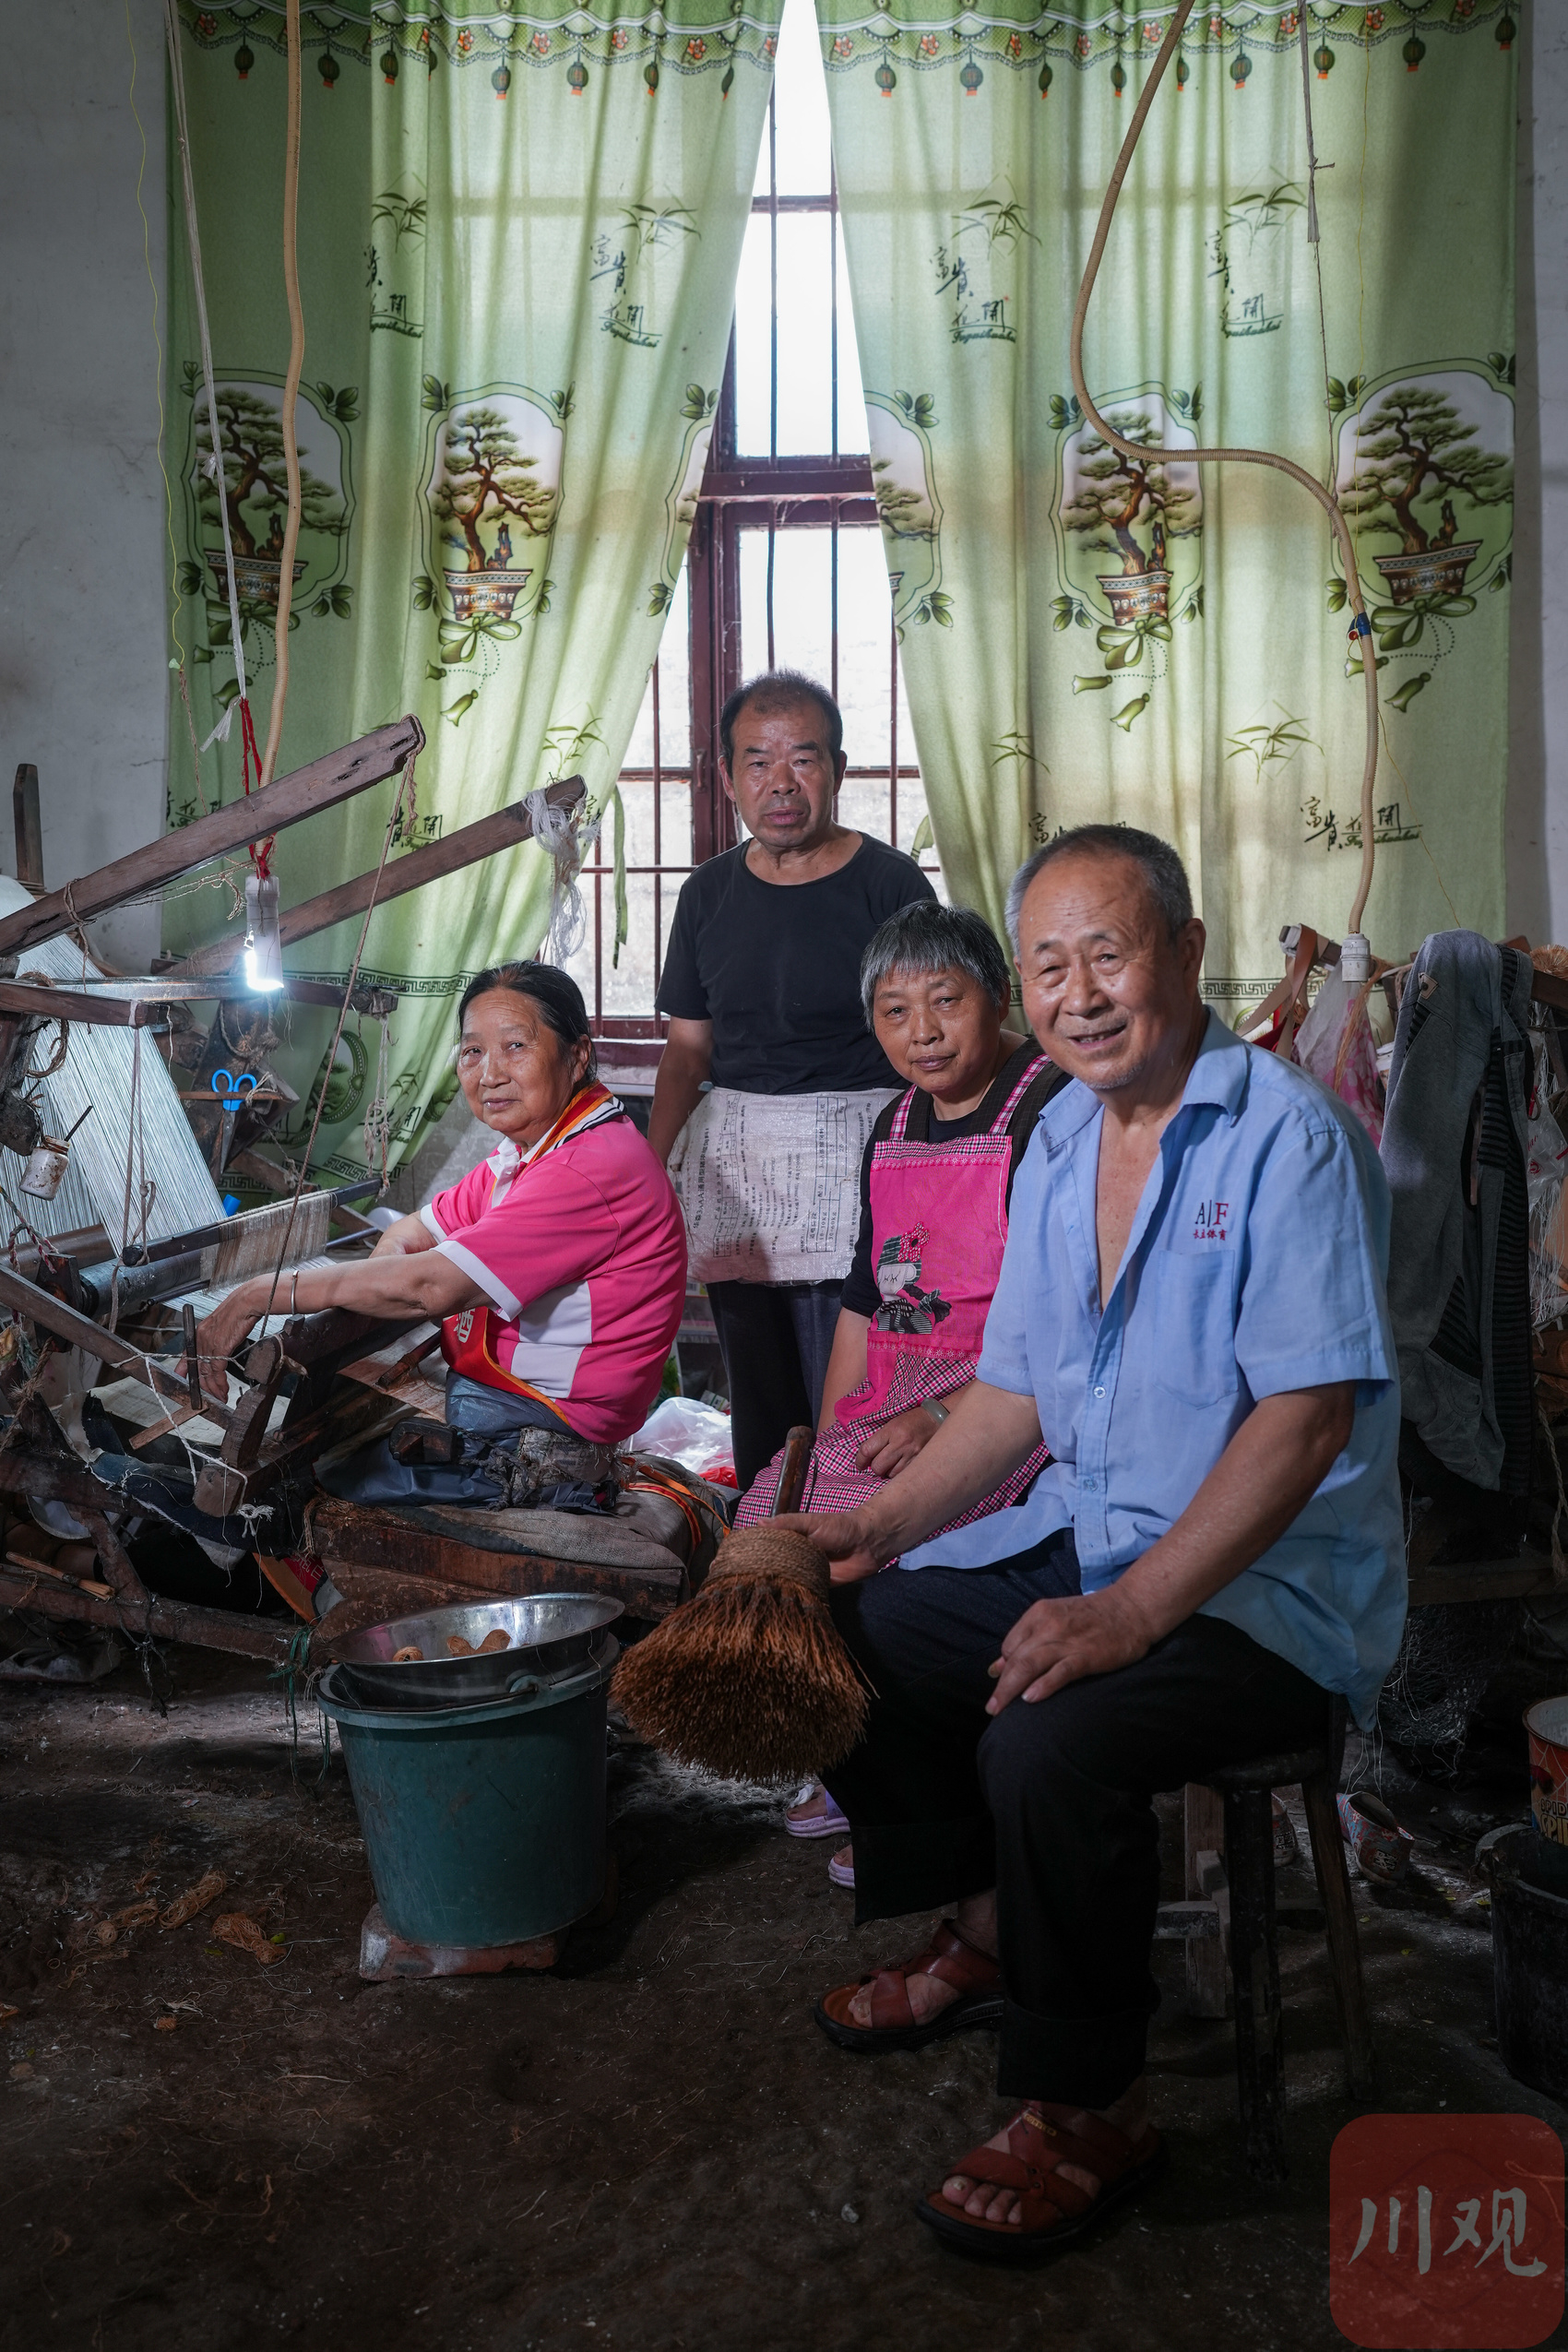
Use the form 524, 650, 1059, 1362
19, 1141, 71, 1200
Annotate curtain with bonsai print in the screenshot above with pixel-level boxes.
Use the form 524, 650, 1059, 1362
820, 2, 1517, 1002
165, 2, 777, 1177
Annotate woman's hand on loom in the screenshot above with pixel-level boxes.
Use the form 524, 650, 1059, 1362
184, 1284, 266, 1405
772, 1508, 889, 1585
853, 1406, 940, 1479
985, 1583, 1158, 1714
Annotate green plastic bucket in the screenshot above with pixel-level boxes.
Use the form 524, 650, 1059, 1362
317, 1652, 613, 1949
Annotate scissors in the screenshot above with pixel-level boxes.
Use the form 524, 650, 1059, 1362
209, 1069, 259, 1115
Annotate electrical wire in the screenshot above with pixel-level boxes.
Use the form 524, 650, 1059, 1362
1296, 10, 1336, 492
1070, 0, 1381, 938
163, 0, 250, 718
125, 0, 185, 680
259, 0, 306, 794
256, 749, 419, 1330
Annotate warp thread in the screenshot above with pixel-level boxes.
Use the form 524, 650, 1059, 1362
255, 748, 416, 1327
362, 1014, 394, 1190
213, 1194, 332, 1286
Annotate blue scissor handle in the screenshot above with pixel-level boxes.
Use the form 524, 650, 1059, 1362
209, 1068, 258, 1112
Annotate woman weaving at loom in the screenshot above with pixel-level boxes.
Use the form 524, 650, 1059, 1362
187, 964, 687, 1448
740, 903, 1065, 1870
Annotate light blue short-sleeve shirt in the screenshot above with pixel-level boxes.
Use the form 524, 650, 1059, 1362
903, 1009, 1407, 1726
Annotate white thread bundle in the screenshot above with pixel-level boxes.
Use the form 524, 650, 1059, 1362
525, 789, 601, 966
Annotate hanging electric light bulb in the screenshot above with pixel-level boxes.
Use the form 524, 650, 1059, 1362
243, 872, 284, 992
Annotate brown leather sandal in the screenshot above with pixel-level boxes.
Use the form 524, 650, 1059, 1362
915, 2102, 1166, 2264
812, 1920, 1004, 2052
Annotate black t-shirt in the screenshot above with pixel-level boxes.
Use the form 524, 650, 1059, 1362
655, 836, 937, 1094
839, 1044, 1068, 1318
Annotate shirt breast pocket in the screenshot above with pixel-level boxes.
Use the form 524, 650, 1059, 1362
1141, 1250, 1240, 1409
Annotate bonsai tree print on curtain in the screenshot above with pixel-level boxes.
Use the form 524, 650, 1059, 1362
1050, 388, 1204, 725
1329, 365, 1514, 708
197, 387, 348, 589
432, 407, 558, 579
414, 385, 567, 726
176, 374, 354, 744
865, 390, 947, 636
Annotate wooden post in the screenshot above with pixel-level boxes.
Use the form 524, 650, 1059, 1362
1224, 1786, 1288, 2184
0, 1261, 184, 1400
166, 778, 585, 980
12, 764, 42, 892
1184, 1781, 1229, 2018
0, 716, 424, 962
0, 1564, 291, 1662
1302, 1775, 1376, 2098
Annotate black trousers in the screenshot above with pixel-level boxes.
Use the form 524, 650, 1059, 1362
706, 1277, 843, 1492
824, 1540, 1330, 2108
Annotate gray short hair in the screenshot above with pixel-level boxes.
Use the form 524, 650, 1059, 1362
860, 901, 1011, 1026
1004, 824, 1194, 951
719, 670, 843, 772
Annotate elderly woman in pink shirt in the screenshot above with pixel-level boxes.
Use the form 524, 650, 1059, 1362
191, 963, 687, 1445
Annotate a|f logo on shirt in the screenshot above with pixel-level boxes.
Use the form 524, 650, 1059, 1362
1191, 1198, 1230, 1242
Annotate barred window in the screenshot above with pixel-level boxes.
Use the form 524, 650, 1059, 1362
571, 0, 938, 1051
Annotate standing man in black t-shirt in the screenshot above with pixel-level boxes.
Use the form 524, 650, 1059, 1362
650, 671, 936, 1490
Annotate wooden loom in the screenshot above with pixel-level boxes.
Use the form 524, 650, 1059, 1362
0, 726, 663, 1668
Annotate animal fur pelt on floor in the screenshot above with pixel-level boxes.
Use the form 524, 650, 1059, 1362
612, 1526, 867, 1785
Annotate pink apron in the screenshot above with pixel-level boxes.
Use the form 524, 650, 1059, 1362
735, 1056, 1052, 1529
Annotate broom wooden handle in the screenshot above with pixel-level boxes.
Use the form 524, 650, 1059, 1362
772, 1425, 814, 1516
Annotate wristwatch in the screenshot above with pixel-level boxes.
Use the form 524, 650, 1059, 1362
920, 1396, 950, 1427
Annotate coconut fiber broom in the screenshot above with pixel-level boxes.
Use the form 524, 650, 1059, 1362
612, 1427, 869, 1785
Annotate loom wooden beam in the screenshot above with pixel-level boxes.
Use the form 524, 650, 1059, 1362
1405, 1548, 1556, 1608
0, 1432, 129, 1515
0, 978, 162, 1028
125, 1179, 383, 1269
167, 775, 587, 980
0, 716, 425, 961
0, 1262, 184, 1400
0, 975, 401, 1022
191, 1374, 412, 1517
12, 765, 42, 892
306, 1495, 688, 1621
0, 1435, 291, 1659
279, 1305, 426, 1374
0, 1565, 292, 1662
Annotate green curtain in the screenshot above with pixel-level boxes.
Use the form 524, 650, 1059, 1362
165, 0, 778, 1177
821, 2, 1518, 1003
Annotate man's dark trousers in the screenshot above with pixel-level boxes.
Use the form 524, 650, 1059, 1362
707, 1277, 843, 1491
824, 1539, 1331, 2108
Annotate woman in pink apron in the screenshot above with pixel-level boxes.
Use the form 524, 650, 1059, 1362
731, 904, 1064, 1876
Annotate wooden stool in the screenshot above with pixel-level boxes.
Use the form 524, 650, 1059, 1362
1155, 1700, 1374, 2183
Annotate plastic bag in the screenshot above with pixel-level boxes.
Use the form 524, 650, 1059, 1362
1292, 969, 1384, 1146
627, 1394, 736, 1487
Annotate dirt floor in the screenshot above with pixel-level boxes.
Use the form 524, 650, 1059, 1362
3, 1627, 1567, 2352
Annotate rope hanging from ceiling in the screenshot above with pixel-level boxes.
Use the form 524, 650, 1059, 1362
1070, 0, 1382, 940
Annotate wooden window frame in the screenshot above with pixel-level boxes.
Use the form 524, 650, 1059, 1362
591, 106, 936, 1054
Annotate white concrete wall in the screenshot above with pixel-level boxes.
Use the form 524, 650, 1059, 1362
0, 7, 1562, 955
0, 0, 169, 972
1510, 6, 1568, 946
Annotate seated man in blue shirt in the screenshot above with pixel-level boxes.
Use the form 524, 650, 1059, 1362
785, 824, 1405, 2263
